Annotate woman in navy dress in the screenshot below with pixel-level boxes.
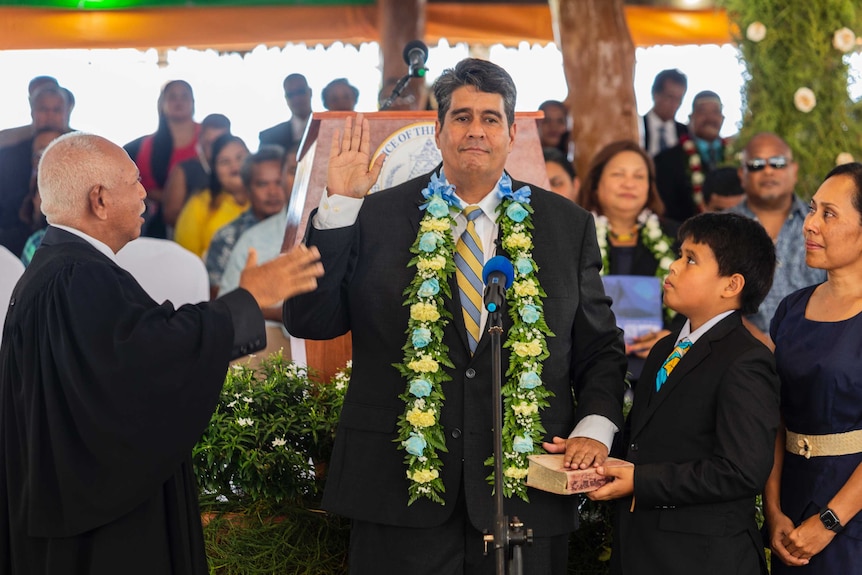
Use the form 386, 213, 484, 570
766, 162, 862, 572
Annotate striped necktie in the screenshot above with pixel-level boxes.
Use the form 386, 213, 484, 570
454, 205, 484, 353
655, 338, 692, 391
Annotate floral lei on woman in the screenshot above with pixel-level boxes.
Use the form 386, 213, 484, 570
593, 209, 677, 319
394, 170, 554, 505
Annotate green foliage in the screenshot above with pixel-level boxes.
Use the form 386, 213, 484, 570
722, 0, 862, 197
201, 503, 350, 575
193, 353, 348, 507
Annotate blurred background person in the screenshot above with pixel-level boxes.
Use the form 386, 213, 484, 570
18, 127, 67, 266
321, 78, 358, 112
259, 73, 312, 152
0, 84, 71, 256
580, 140, 682, 384
174, 134, 249, 258
161, 113, 231, 233
0, 76, 61, 148
765, 162, 862, 573
537, 99, 571, 159
205, 145, 286, 299
702, 166, 745, 212
543, 146, 579, 203
641, 69, 688, 158
125, 80, 199, 239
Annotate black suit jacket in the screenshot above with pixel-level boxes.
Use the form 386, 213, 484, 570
641, 115, 687, 157
284, 170, 627, 536
258, 119, 298, 151
653, 142, 725, 223
611, 312, 779, 575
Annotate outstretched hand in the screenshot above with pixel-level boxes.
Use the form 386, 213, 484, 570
239, 245, 324, 309
542, 436, 608, 469
327, 113, 385, 198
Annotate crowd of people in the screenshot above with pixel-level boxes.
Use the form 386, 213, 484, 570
0, 60, 859, 575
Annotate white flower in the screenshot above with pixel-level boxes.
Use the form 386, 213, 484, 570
746, 22, 767, 43
243, 397, 253, 403
227, 400, 237, 408
271, 437, 287, 448
793, 87, 816, 113
833, 27, 857, 52
836, 152, 855, 165
237, 417, 254, 427
654, 241, 669, 253
691, 171, 706, 186
659, 257, 675, 271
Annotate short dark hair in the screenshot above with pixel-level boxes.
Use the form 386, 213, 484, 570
651, 69, 687, 96
692, 90, 722, 111
321, 78, 359, 107
678, 212, 776, 315
579, 140, 663, 216
702, 167, 743, 204
432, 58, 517, 127
201, 113, 231, 132
240, 145, 285, 189
823, 161, 862, 225
542, 147, 576, 180
539, 100, 566, 114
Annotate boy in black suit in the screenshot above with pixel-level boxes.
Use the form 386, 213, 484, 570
589, 212, 780, 575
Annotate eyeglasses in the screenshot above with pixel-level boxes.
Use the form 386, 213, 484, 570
745, 156, 789, 172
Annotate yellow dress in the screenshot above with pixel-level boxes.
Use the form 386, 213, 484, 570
174, 190, 248, 258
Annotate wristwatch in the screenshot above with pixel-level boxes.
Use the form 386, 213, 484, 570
819, 507, 844, 534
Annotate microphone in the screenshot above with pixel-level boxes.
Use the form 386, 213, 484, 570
482, 256, 515, 313
403, 40, 429, 78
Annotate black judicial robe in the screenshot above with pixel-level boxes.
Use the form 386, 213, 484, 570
0, 227, 265, 575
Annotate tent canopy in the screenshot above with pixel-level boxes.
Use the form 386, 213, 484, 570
0, 1, 732, 51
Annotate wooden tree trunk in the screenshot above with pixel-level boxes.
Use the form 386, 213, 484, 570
549, 0, 639, 180
378, 0, 428, 110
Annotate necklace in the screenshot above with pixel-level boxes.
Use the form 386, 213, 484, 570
593, 209, 677, 320
395, 170, 553, 505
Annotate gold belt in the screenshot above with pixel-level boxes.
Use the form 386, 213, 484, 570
786, 429, 862, 459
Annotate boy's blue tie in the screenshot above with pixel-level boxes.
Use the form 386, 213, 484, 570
655, 338, 692, 391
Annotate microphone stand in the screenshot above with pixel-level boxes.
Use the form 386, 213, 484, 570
379, 73, 412, 111
484, 300, 532, 575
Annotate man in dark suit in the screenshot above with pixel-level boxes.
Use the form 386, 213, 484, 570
258, 73, 312, 152
284, 58, 627, 574
640, 69, 688, 158
589, 213, 780, 575
654, 90, 728, 223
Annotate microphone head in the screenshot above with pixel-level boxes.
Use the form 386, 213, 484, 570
403, 40, 429, 77
403, 40, 429, 65
482, 255, 515, 289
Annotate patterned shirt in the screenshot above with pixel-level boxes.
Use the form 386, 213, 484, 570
204, 209, 260, 289
729, 195, 826, 332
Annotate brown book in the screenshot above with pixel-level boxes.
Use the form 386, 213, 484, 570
525, 454, 633, 495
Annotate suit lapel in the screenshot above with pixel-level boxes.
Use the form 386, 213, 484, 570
631, 313, 741, 437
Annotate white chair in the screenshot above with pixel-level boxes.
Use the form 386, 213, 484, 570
116, 237, 209, 306
0, 246, 25, 341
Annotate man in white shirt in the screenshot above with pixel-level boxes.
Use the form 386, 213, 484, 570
640, 69, 688, 157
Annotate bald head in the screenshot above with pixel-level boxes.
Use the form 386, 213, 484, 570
742, 132, 792, 160
39, 133, 146, 252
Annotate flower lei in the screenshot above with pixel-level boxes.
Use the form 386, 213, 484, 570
394, 170, 553, 505
681, 137, 706, 212
593, 209, 677, 320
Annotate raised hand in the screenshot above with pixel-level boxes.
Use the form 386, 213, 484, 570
327, 113, 386, 198
239, 244, 324, 309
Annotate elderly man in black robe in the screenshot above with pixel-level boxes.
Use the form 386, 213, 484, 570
0, 132, 323, 575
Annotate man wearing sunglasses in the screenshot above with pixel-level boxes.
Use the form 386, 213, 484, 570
259, 73, 313, 153
730, 132, 826, 348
